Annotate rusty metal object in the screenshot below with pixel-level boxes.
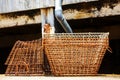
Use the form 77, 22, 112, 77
43, 33, 109, 76
5, 39, 44, 76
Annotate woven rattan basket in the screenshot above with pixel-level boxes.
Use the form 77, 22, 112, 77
43, 32, 109, 76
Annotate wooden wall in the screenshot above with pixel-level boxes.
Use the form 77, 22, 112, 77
0, 0, 97, 13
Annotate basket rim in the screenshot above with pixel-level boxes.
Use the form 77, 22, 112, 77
43, 32, 109, 39
43, 32, 109, 35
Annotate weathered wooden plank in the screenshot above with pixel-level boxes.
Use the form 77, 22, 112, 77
0, 0, 98, 13
41, 8, 55, 37
0, 2, 120, 28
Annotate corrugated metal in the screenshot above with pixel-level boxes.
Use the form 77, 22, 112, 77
0, 0, 97, 14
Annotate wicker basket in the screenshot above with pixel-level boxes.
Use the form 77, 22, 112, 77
43, 32, 109, 76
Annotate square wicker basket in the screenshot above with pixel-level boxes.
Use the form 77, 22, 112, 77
43, 32, 109, 76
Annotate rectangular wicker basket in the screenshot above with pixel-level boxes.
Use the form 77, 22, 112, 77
43, 32, 109, 76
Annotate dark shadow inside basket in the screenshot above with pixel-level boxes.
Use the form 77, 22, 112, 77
43, 51, 52, 75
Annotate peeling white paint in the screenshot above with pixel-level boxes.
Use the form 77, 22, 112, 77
112, 3, 120, 15
93, 3, 120, 17
0, 3, 120, 28
99, 6, 113, 16
64, 2, 120, 19
0, 14, 41, 28
64, 9, 93, 19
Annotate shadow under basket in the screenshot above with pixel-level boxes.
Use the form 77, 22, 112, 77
43, 32, 109, 76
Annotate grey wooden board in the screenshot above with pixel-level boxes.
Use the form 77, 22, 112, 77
0, 0, 98, 14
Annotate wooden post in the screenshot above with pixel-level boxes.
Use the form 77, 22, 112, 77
41, 8, 55, 38
41, 8, 55, 73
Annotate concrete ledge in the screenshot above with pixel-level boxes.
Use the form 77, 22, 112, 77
0, 74, 120, 80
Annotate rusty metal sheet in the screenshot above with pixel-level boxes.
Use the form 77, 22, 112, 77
0, 0, 98, 13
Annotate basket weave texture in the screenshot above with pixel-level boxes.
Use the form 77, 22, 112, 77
43, 33, 109, 76
5, 39, 44, 76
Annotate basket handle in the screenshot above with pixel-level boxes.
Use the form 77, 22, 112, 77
107, 46, 112, 53
91, 46, 112, 65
